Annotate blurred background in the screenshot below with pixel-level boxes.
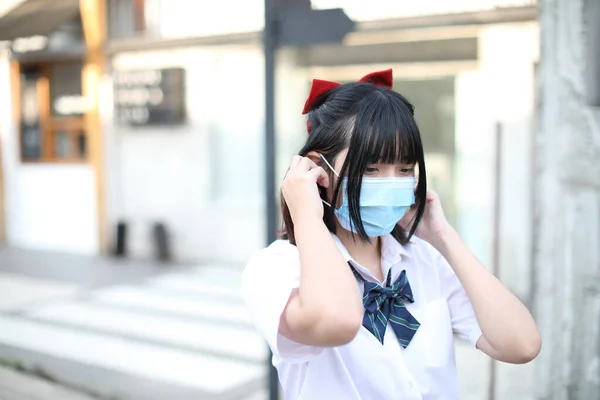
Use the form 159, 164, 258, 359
0, 0, 598, 399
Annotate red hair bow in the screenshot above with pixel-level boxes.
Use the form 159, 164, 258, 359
301, 68, 393, 115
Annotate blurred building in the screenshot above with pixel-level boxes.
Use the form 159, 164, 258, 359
534, 0, 600, 396
0, 0, 537, 298
0, 0, 103, 253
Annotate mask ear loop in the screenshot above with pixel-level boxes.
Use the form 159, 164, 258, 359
319, 154, 339, 177
319, 154, 339, 208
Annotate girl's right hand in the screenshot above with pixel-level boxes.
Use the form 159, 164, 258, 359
282, 155, 330, 222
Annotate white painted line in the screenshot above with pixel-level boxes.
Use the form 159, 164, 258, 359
0, 316, 264, 394
27, 302, 267, 362
190, 266, 243, 281
145, 274, 243, 300
0, 273, 81, 311
190, 264, 244, 273
89, 286, 252, 324
242, 389, 269, 400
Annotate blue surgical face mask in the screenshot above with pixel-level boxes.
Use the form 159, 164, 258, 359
321, 154, 415, 237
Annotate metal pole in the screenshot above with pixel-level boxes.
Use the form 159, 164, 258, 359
529, 63, 539, 313
264, 0, 277, 245
488, 122, 503, 400
264, 0, 280, 399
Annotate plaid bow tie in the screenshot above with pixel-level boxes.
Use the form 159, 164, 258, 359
350, 264, 420, 348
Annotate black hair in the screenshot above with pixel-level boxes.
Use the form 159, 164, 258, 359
280, 81, 427, 245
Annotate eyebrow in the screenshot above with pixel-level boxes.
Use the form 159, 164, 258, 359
367, 162, 415, 166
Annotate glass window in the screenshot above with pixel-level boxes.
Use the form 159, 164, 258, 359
20, 67, 42, 160
394, 77, 457, 228
54, 131, 71, 158
51, 130, 86, 160
18, 62, 87, 163
50, 63, 84, 116
209, 125, 264, 206
108, 0, 159, 38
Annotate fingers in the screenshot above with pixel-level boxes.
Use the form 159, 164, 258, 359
289, 155, 303, 170
288, 155, 330, 187
425, 189, 439, 203
290, 155, 318, 171
309, 166, 330, 188
297, 156, 318, 172
290, 155, 324, 175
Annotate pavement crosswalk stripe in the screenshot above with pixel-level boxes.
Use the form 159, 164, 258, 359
26, 301, 267, 362
190, 266, 244, 281
89, 285, 252, 325
144, 274, 244, 302
0, 273, 81, 312
0, 316, 264, 394
241, 389, 269, 400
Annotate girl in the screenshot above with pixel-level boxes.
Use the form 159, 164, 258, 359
242, 69, 541, 400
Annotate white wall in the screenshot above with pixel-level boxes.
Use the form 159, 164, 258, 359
2, 165, 98, 253
107, 45, 268, 263
106, 44, 312, 264
0, 53, 99, 255
156, 0, 263, 38
454, 22, 539, 300
454, 70, 496, 268
0, 0, 26, 17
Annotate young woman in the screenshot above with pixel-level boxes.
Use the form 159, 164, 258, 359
241, 69, 541, 400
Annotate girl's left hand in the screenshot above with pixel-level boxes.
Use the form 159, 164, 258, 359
399, 189, 453, 246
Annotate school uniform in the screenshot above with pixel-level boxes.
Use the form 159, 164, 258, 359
241, 233, 482, 400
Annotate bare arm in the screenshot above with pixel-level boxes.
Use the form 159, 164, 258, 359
401, 190, 541, 364
281, 216, 363, 346
432, 227, 541, 364
279, 156, 363, 347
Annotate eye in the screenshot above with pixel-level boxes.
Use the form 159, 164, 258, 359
400, 166, 415, 174
365, 167, 379, 174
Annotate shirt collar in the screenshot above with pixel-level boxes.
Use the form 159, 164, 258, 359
330, 233, 410, 265
381, 233, 410, 264
331, 234, 353, 262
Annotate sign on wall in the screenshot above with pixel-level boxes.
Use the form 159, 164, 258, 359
10, 19, 86, 57
114, 68, 186, 126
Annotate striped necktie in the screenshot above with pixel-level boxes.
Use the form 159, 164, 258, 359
350, 264, 420, 348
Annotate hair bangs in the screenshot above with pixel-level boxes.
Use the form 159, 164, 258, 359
349, 91, 422, 168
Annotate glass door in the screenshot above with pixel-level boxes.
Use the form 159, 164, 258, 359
19, 61, 87, 163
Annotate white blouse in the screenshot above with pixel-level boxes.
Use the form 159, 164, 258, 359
241, 233, 482, 400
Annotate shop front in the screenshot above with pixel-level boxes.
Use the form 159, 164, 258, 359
0, 0, 106, 254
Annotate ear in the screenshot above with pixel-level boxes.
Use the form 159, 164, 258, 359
305, 151, 322, 166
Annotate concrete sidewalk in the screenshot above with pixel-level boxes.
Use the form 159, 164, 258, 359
0, 246, 265, 400
0, 366, 97, 400
0, 245, 188, 287
0, 246, 536, 400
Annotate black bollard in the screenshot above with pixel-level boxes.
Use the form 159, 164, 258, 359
114, 221, 128, 257
153, 222, 171, 263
